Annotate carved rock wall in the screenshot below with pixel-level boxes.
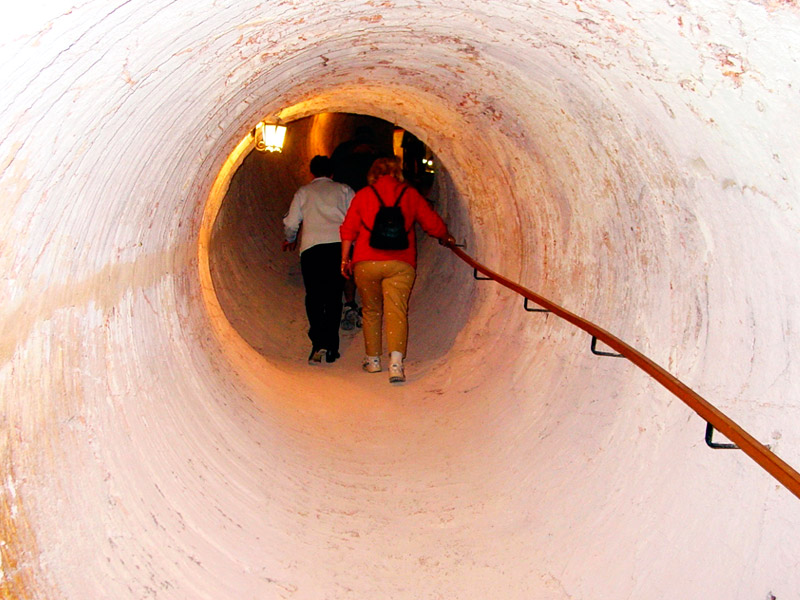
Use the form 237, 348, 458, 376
2, 1, 799, 598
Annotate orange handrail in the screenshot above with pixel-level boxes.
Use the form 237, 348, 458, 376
448, 244, 800, 501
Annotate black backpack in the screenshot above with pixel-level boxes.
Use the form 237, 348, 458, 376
367, 185, 410, 250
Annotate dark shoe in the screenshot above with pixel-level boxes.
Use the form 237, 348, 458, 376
326, 350, 340, 363
308, 347, 326, 365
341, 303, 360, 330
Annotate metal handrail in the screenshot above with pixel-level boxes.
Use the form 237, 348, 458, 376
447, 243, 800, 500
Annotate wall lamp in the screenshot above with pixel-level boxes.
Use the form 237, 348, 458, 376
253, 121, 287, 152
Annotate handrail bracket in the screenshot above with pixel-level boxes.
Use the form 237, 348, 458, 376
590, 335, 624, 358
705, 422, 740, 450
524, 298, 550, 313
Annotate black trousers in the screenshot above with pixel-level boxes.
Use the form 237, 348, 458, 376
300, 242, 345, 352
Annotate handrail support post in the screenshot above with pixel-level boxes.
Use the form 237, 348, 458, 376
524, 298, 550, 313
705, 422, 740, 450
590, 335, 624, 358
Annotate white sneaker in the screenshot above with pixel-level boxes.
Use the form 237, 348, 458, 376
362, 355, 381, 373
388, 361, 405, 383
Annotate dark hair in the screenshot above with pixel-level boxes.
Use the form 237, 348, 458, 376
354, 126, 375, 141
310, 155, 332, 177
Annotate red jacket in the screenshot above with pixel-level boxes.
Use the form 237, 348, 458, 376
340, 175, 448, 269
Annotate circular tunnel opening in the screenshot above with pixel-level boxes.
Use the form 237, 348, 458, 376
206, 111, 477, 378
6, 3, 800, 599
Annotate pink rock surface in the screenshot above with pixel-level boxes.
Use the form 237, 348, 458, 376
2, 2, 799, 598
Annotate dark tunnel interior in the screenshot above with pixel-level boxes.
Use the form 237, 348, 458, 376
208, 112, 476, 371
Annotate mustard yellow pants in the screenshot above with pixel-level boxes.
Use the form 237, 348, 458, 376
354, 260, 416, 356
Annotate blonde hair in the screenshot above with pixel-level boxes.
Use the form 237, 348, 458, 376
366, 156, 404, 184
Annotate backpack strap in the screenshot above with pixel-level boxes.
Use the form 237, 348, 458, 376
369, 184, 408, 207
394, 185, 409, 206
368, 185, 383, 207
364, 185, 409, 232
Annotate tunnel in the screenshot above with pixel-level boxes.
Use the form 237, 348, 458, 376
2, 2, 800, 598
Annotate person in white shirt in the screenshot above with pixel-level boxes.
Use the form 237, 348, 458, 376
283, 155, 355, 364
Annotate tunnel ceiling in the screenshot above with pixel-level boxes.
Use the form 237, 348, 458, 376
2, 1, 800, 599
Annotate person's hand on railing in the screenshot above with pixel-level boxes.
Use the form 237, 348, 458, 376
439, 232, 456, 247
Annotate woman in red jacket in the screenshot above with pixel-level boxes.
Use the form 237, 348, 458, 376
340, 156, 455, 383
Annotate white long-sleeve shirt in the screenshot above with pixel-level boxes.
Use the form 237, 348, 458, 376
283, 177, 355, 254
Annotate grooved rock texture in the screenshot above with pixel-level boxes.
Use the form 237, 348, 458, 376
2, 1, 799, 598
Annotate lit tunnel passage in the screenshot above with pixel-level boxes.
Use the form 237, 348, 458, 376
207, 113, 475, 371
2, 2, 800, 599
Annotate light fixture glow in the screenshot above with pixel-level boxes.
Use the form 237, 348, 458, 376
254, 122, 287, 152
